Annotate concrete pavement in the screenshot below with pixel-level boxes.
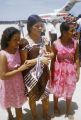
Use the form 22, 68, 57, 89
0, 68, 81, 120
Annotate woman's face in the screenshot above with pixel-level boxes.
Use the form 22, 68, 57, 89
8, 33, 20, 52
31, 22, 44, 36
67, 26, 75, 39
64, 26, 74, 40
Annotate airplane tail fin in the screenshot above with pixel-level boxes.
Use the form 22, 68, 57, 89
59, 0, 81, 13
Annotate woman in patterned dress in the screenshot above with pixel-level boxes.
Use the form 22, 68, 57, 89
19, 15, 53, 120
49, 22, 80, 117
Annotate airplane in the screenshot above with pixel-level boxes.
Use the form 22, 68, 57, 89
16, 0, 81, 37
0, 0, 81, 39
39, 0, 81, 23
12, 0, 81, 38
0, 0, 80, 25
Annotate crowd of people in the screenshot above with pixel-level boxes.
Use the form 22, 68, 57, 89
0, 13, 80, 120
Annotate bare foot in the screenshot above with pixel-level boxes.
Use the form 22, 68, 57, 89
65, 113, 74, 120
32, 115, 38, 120
43, 114, 51, 120
54, 107, 60, 116
8, 115, 14, 120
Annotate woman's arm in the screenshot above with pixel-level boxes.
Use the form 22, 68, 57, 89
50, 44, 57, 70
19, 38, 29, 64
20, 47, 37, 67
20, 49, 28, 64
74, 42, 80, 82
0, 53, 35, 80
45, 42, 54, 60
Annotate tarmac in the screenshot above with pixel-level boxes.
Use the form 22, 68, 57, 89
0, 68, 81, 120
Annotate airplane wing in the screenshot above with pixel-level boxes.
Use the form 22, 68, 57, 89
39, 0, 81, 23
0, 0, 81, 24
59, 0, 81, 13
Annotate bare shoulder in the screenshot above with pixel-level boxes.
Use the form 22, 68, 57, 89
0, 51, 7, 62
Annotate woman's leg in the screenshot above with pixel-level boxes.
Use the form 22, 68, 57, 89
15, 108, 23, 120
7, 108, 13, 120
42, 97, 50, 120
54, 95, 58, 111
65, 98, 74, 119
53, 95, 60, 115
29, 96, 37, 120
66, 98, 72, 115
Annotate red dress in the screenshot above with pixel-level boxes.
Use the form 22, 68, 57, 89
49, 39, 77, 99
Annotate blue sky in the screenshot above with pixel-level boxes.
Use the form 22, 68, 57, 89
0, 0, 81, 21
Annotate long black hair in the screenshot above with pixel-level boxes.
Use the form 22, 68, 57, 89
1, 27, 20, 49
60, 22, 70, 38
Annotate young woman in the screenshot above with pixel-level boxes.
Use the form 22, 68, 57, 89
19, 15, 53, 120
0, 27, 37, 120
49, 22, 80, 118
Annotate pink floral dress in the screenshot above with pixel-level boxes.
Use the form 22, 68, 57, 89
49, 39, 77, 99
0, 50, 26, 108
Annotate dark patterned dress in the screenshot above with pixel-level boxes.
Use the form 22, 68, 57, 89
19, 35, 49, 101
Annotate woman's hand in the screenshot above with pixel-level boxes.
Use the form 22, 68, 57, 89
40, 56, 49, 65
44, 52, 54, 60
18, 59, 36, 72
25, 59, 36, 67
17, 62, 29, 72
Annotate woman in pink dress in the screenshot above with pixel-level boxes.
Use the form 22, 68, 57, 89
0, 27, 37, 120
49, 22, 80, 117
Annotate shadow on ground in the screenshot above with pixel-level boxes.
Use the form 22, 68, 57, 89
13, 100, 78, 120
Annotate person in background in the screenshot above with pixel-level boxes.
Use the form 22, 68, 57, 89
49, 22, 80, 119
45, 22, 57, 45
0, 27, 37, 120
76, 14, 81, 65
19, 14, 53, 120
